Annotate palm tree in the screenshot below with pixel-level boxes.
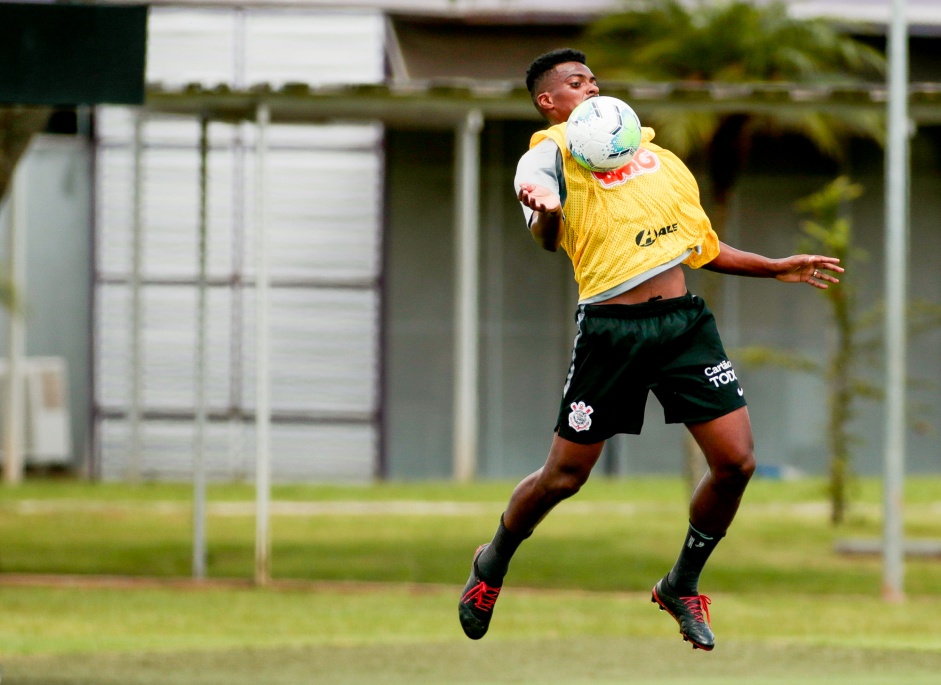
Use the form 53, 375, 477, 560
582, 0, 886, 490
586, 0, 885, 220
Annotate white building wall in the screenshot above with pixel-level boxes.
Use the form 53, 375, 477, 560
95, 7, 385, 481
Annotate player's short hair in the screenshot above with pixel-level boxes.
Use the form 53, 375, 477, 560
525, 48, 588, 102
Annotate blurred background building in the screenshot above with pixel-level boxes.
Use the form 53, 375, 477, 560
1, 0, 939, 482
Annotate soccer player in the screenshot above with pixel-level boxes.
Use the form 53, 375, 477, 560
458, 48, 843, 650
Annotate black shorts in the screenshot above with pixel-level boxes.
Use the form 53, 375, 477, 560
555, 292, 746, 444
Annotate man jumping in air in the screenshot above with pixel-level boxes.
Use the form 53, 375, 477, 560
458, 48, 842, 651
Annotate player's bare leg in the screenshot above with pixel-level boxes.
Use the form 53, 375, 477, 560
652, 406, 756, 650
459, 436, 605, 639
687, 407, 756, 532
503, 436, 605, 534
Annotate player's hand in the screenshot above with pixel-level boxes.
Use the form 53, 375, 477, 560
773, 256, 843, 289
518, 183, 562, 217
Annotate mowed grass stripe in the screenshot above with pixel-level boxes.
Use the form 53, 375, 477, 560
4, 636, 941, 685
0, 478, 940, 593
1, 584, 940, 656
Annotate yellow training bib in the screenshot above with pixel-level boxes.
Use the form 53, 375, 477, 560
531, 125, 719, 301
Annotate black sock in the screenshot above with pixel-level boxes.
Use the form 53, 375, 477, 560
475, 514, 530, 585
667, 522, 724, 595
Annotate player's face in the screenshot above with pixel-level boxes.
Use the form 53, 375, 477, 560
537, 62, 600, 125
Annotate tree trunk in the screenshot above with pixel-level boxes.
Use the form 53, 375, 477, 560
827, 283, 854, 525
707, 114, 751, 208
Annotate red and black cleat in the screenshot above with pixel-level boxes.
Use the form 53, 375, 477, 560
651, 576, 715, 650
458, 544, 502, 640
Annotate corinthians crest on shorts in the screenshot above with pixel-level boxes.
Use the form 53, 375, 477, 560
568, 401, 593, 432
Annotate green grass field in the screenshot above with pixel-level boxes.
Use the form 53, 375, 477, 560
1, 476, 939, 684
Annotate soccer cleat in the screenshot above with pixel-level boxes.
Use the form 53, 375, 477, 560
651, 576, 715, 650
458, 544, 502, 640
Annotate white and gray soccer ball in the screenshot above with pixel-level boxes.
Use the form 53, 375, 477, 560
565, 96, 643, 172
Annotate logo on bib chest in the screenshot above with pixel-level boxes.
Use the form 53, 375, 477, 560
590, 147, 660, 188
568, 401, 594, 432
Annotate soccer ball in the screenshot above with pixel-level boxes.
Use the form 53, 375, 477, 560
565, 96, 642, 172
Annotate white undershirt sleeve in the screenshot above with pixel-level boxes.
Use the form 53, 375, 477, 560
514, 139, 564, 228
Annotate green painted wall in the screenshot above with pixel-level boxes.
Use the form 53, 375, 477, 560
384, 122, 941, 479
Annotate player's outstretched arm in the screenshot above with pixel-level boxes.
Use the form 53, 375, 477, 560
704, 242, 843, 290
518, 183, 565, 252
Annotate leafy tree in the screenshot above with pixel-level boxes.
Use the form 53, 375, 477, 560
736, 177, 941, 524
798, 178, 864, 523
735, 177, 865, 524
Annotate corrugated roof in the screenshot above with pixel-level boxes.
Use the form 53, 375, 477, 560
146, 79, 941, 126
130, 0, 619, 19
135, 0, 941, 29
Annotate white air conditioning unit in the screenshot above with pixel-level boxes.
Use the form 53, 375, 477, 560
0, 356, 72, 466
